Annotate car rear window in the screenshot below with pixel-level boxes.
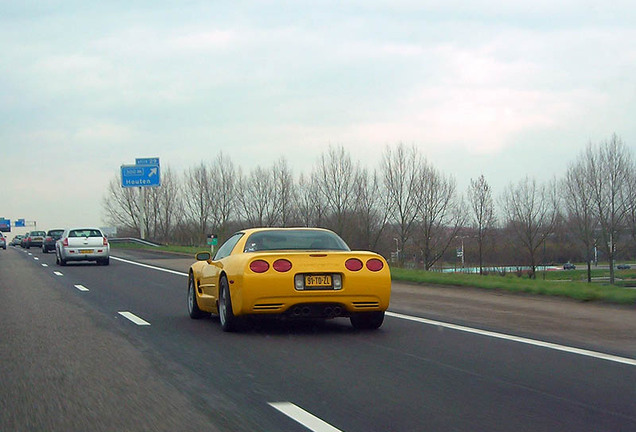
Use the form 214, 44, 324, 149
69, 229, 103, 238
32, 231, 46, 236
244, 230, 350, 252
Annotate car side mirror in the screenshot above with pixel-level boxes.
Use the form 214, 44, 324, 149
195, 251, 212, 261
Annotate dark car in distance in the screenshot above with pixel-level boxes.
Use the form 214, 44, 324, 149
42, 229, 64, 253
563, 262, 576, 270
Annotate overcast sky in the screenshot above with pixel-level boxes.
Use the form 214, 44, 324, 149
1, 1, 635, 234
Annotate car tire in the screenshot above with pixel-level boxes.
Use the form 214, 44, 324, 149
350, 311, 385, 330
42, 246, 47, 253
56, 250, 66, 266
99, 257, 110, 266
218, 276, 243, 332
188, 273, 207, 319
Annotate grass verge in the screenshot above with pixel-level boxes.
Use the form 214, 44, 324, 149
391, 267, 636, 305
110, 242, 203, 256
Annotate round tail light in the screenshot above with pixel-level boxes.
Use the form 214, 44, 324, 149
366, 258, 384, 272
249, 260, 269, 273
273, 259, 292, 272
345, 258, 363, 271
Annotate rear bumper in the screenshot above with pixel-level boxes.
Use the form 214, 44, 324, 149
238, 290, 390, 316
60, 248, 110, 262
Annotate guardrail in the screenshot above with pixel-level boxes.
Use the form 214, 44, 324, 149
108, 237, 162, 247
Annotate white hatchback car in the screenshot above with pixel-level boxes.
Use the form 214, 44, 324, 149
55, 227, 110, 266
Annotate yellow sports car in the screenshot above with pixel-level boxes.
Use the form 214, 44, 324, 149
187, 227, 391, 331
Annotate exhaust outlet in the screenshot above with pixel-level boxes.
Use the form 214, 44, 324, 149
332, 306, 342, 316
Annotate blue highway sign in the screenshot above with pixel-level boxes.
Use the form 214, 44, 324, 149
121, 164, 161, 188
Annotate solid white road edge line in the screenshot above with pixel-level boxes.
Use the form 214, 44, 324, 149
111, 256, 188, 276
110, 254, 636, 366
268, 402, 342, 432
74, 284, 89, 292
386, 311, 636, 366
118, 311, 151, 326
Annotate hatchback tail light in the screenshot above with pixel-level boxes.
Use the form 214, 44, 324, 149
103, 237, 108, 246
62, 238, 69, 247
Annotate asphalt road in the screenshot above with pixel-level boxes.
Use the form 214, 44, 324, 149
1, 246, 635, 431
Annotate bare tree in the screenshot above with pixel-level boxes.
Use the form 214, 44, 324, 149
236, 165, 279, 227
562, 161, 596, 282
626, 168, 636, 255
584, 134, 633, 284
208, 152, 238, 239
501, 176, 559, 278
416, 161, 464, 270
312, 145, 358, 239
102, 178, 142, 235
182, 163, 213, 243
148, 167, 183, 242
296, 173, 323, 227
381, 143, 422, 265
351, 168, 388, 250
272, 158, 297, 227
468, 174, 496, 274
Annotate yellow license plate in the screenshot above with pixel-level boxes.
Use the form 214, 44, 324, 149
305, 275, 332, 287
79, 249, 93, 254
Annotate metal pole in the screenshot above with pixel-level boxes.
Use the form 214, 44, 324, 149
139, 187, 146, 240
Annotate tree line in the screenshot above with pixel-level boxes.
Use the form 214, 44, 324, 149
103, 134, 636, 283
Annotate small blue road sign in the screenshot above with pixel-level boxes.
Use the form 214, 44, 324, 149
121, 164, 161, 188
15, 219, 25, 227
0, 218, 10, 232
135, 157, 160, 166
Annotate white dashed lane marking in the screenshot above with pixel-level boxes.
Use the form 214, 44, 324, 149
269, 402, 342, 432
118, 311, 151, 326
74, 284, 89, 292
